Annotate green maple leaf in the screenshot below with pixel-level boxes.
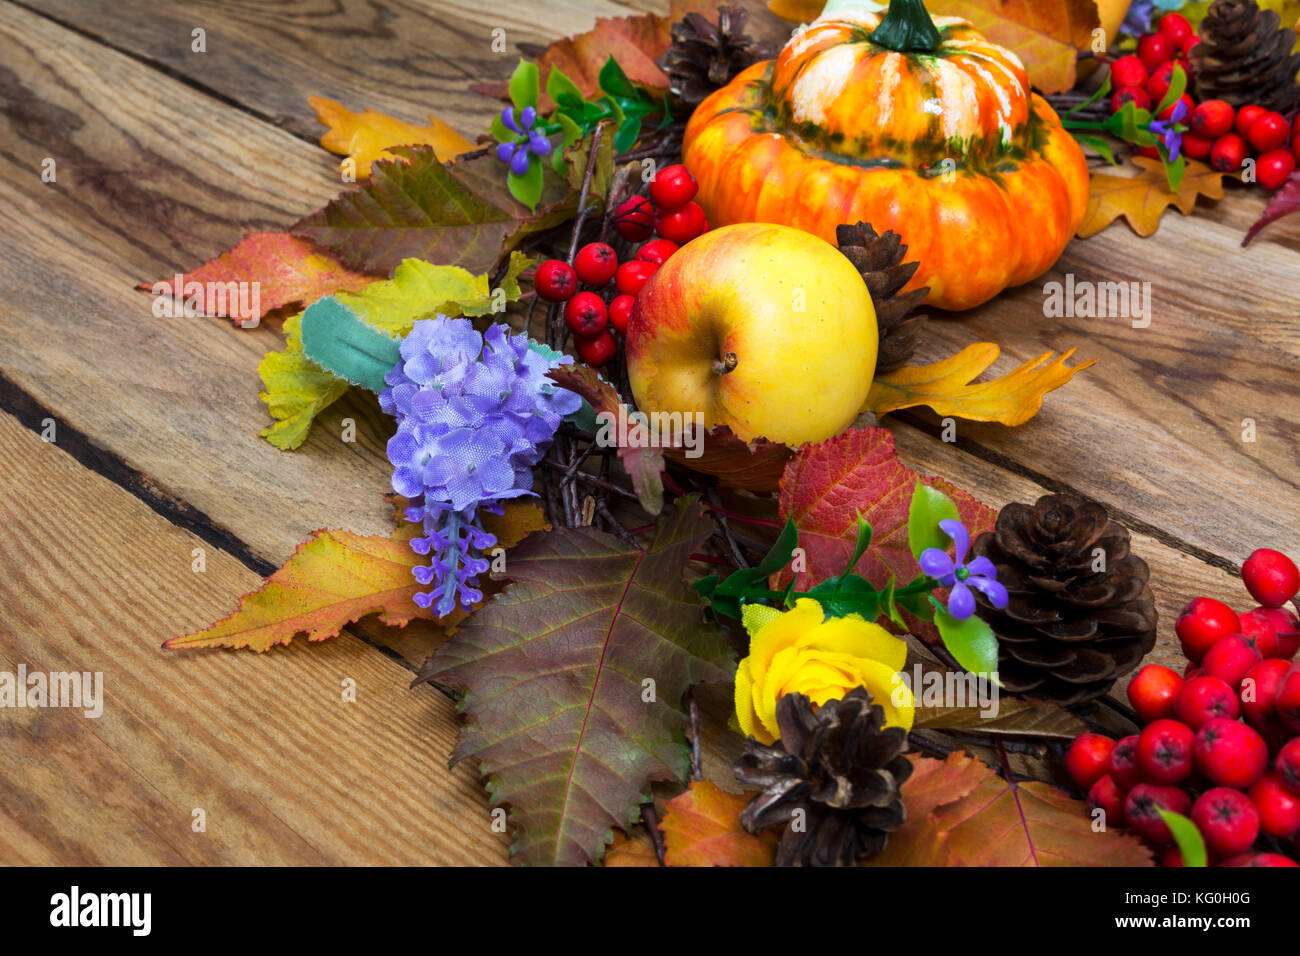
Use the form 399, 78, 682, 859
418, 498, 735, 866
257, 254, 528, 450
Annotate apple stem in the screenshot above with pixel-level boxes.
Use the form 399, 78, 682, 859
712, 352, 738, 376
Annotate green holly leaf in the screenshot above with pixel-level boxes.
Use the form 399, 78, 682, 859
933, 604, 1000, 677
908, 480, 959, 561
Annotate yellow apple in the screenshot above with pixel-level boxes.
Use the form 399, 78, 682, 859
625, 223, 878, 445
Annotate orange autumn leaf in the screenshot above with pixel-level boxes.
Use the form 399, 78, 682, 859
869, 752, 1154, 866
603, 832, 661, 867
661, 781, 777, 867
165, 502, 548, 652
1079, 157, 1228, 238
140, 232, 375, 326
866, 343, 1096, 425
767, 0, 831, 20
309, 96, 474, 179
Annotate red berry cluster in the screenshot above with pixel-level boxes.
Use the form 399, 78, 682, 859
1108, 13, 1299, 191
1065, 548, 1300, 867
531, 164, 708, 368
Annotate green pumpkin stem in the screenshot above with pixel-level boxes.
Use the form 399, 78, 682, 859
869, 0, 942, 53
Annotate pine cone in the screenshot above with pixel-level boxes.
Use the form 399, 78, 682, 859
835, 223, 928, 373
1192, 0, 1300, 113
657, 6, 776, 111
972, 494, 1158, 707
734, 687, 912, 867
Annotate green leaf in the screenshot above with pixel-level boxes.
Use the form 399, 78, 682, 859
840, 516, 873, 583
299, 296, 400, 393
1158, 809, 1208, 867
1156, 62, 1187, 116
908, 480, 959, 561
552, 112, 583, 175
1075, 133, 1118, 165
807, 574, 881, 621
1067, 73, 1112, 116
546, 65, 586, 111
597, 56, 637, 101
933, 606, 1000, 678
418, 498, 734, 865
613, 116, 643, 154
508, 59, 540, 110
507, 155, 545, 211
755, 518, 799, 578
257, 311, 351, 450
1164, 153, 1187, 193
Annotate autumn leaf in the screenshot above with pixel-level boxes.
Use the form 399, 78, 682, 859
866, 343, 1096, 425
140, 232, 375, 326
768, 0, 839, 21
258, 253, 529, 450
1244, 171, 1300, 246
914, 695, 1088, 739
1079, 157, 1228, 238
418, 498, 735, 866
292, 145, 581, 278
868, 752, 1154, 866
661, 781, 777, 867
165, 501, 547, 652
309, 96, 474, 180
776, 428, 995, 642
926, 0, 1101, 94
603, 832, 661, 866
665, 425, 793, 494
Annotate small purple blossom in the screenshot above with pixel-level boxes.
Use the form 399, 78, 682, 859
495, 106, 552, 177
918, 519, 1009, 621
1149, 97, 1188, 161
382, 317, 581, 616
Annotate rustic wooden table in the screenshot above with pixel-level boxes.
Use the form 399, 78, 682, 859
1, 0, 1297, 865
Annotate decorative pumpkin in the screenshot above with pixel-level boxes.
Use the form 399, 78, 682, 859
681, 0, 1090, 311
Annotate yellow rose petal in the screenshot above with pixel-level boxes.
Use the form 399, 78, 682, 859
797, 616, 908, 671
745, 598, 824, 676
734, 660, 758, 740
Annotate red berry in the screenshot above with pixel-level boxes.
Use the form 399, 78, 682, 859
1258, 149, 1297, 191
1246, 111, 1291, 153
575, 329, 618, 367
1112, 87, 1152, 114
563, 291, 608, 336
1183, 661, 1204, 679
1125, 783, 1191, 844
608, 294, 634, 335
1137, 719, 1196, 785
1222, 852, 1299, 867
1110, 54, 1149, 91
1292, 127, 1300, 162
1182, 132, 1214, 161
1175, 675, 1240, 729
1276, 738, 1300, 796
634, 238, 679, 266
613, 195, 655, 241
1250, 773, 1300, 839
1137, 33, 1175, 71
1239, 658, 1291, 728
1088, 774, 1128, 828
534, 259, 578, 302
1192, 787, 1260, 857
1243, 549, 1300, 608
1194, 718, 1268, 789
1176, 597, 1240, 663
1191, 100, 1236, 139
655, 201, 707, 244
615, 259, 658, 297
647, 163, 698, 212
1128, 664, 1183, 722
1239, 606, 1287, 658
1202, 634, 1263, 689
1110, 734, 1143, 791
1158, 13, 1194, 44
1134, 144, 1162, 160
1066, 734, 1117, 790
1211, 133, 1249, 172
1160, 845, 1187, 867
1146, 61, 1184, 108
1276, 664, 1300, 732
1180, 34, 1201, 58
1236, 105, 1268, 138
1157, 93, 1194, 122
1271, 609, 1300, 659
572, 242, 618, 287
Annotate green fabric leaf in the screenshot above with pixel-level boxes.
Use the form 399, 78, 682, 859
508, 59, 539, 110
597, 55, 637, 100
507, 155, 545, 210
546, 65, 586, 111
908, 480, 960, 561
1158, 810, 1208, 867
934, 606, 1001, 678
299, 296, 400, 393
613, 116, 643, 154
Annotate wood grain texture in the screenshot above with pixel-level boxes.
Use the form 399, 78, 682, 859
0, 410, 508, 865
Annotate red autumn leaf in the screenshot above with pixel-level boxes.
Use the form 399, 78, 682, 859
418, 499, 734, 866
139, 232, 375, 325
776, 427, 996, 641
869, 752, 1154, 866
661, 780, 777, 867
665, 425, 792, 493
1244, 171, 1300, 246
164, 501, 547, 652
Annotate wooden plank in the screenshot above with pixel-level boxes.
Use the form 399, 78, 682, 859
0, 409, 507, 865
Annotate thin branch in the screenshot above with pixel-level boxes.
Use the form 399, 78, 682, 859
687, 687, 703, 782
641, 802, 667, 866
707, 488, 749, 569
539, 459, 639, 501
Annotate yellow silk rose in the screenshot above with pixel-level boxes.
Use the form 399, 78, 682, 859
734, 598, 914, 745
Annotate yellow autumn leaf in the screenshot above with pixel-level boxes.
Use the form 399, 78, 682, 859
308, 96, 474, 179
1079, 158, 1228, 238
768, 0, 830, 20
866, 343, 1096, 426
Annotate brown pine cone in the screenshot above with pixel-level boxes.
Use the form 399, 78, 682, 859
734, 687, 912, 867
657, 6, 776, 111
1192, 0, 1300, 113
972, 494, 1158, 707
835, 223, 928, 374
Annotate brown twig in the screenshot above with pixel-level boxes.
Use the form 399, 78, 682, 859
641, 802, 667, 866
687, 687, 703, 782
707, 488, 749, 570
540, 459, 638, 501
